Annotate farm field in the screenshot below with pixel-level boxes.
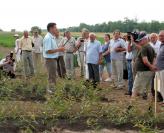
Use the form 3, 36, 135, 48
0, 32, 164, 133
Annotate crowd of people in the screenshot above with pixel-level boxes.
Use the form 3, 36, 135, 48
0, 22, 164, 106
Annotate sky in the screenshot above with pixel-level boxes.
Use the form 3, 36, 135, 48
0, 0, 164, 31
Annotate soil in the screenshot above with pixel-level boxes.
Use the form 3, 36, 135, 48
0, 46, 164, 133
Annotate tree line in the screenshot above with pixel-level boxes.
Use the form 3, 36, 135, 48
60, 18, 164, 33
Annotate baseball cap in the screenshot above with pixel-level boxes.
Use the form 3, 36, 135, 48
13, 34, 19, 37
136, 32, 147, 42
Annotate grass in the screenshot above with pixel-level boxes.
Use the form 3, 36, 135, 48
0, 32, 164, 132
0, 32, 105, 48
0, 32, 17, 47
0, 71, 164, 132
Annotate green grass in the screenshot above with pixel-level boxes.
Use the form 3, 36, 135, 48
0, 32, 16, 47
0, 32, 104, 48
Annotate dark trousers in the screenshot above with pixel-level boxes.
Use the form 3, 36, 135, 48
88, 63, 100, 83
127, 60, 133, 93
57, 56, 66, 78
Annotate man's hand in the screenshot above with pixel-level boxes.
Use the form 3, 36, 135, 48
115, 47, 121, 52
58, 47, 65, 52
149, 65, 158, 72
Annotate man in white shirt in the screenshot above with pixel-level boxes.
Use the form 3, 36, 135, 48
76, 28, 90, 77
32, 29, 43, 73
150, 33, 161, 54
14, 34, 21, 62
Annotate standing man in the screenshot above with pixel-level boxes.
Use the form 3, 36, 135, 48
32, 29, 43, 73
86, 33, 102, 87
156, 30, 164, 106
61, 31, 76, 79
76, 28, 90, 77
149, 33, 161, 98
43, 23, 65, 93
150, 33, 161, 54
19, 31, 34, 78
110, 30, 126, 89
54, 30, 66, 78
14, 34, 21, 62
131, 32, 157, 99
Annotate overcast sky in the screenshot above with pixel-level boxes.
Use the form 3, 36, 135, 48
0, 0, 164, 31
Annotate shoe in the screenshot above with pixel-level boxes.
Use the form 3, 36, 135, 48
104, 78, 112, 82
124, 92, 132, 96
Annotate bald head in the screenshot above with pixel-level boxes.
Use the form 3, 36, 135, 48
159, 30, 164, 43
89, 33, 96, 42
23, 30, 29, 38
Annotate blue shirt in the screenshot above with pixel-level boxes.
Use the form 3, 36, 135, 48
86, 40, 102, 64
156, 44, 164, 70
110, 38, 126, 60
43, 32, 58, 59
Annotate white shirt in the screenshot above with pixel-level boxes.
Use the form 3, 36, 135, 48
32, 35, 43, 53
150, 40, 161, 55
14, 39, 20, 53
125, 41, 133, 60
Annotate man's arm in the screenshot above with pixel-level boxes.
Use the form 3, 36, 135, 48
142, 57, 157, 71
115, 40, 126, 52
47, 47, 65, 54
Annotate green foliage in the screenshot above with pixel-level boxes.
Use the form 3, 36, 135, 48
0, 74, 164, 132
30, 26, 42, 35
0, 32, 15, 47
61, 18, 164, 33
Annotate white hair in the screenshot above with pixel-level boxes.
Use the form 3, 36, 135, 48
89, 32, 96, 37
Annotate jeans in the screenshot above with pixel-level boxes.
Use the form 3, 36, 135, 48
99, 62, 112, 75
127, 60, 133, 93
22, 51, 34, 77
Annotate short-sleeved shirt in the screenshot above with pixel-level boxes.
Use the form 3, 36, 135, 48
135, 44, 156, 71
20, 36, 33, 51
125, 41, 133, 60
110, 38, 126, 60
32, 35, 43, 53
86, 40, 102, 64
61, 37, 76, 53
156, 44, 164, 70
150, 40, 161, 55
77, 37, 85, 52
55, 36, 64, 56
43, 32, 58, 59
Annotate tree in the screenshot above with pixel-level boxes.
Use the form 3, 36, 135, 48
31, 26, 42, 34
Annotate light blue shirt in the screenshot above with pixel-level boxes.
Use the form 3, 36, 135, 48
86, 40, 102, 64
43, 32, 58, 59
110, 38, 126, 60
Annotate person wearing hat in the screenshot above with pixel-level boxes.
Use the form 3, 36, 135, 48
14, 34, 21, 62
76, 28, 90, 77
32, 29, 43, 73
131, 32, 157, 100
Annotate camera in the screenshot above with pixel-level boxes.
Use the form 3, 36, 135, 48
80, 39, 84, 43
127, 31, 139, 42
